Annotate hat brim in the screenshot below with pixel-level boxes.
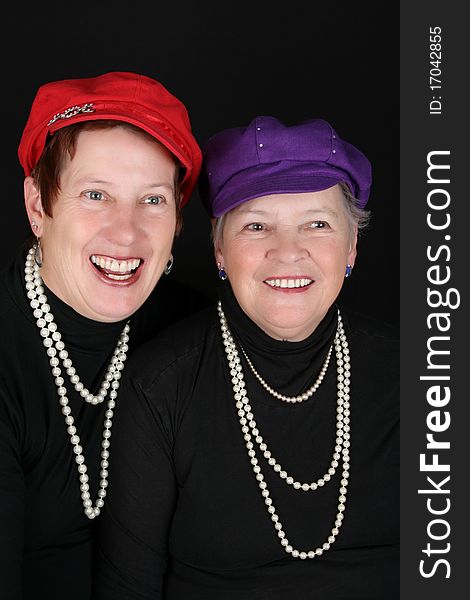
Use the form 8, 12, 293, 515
49, 111, 189, 170
211, 162, 358, 217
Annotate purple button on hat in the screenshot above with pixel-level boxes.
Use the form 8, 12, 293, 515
200, 116, 372, 217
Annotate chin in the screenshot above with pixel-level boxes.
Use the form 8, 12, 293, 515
269, 306, 314, 325
262, 310, 320, 340
83, 292, 146, 323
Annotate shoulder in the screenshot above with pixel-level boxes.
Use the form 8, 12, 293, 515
126, 304, 220, 387
338, 308, 399, 430
0, 260, 17, 316
339, 306, 399, 378
340, 306, 398, 346
129, 276, 213, 348
0, 257, 30, 338
0, 286, 14, 323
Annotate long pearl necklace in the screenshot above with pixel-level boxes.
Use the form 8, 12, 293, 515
24, 245, 130, 519
218, 301, 350, 559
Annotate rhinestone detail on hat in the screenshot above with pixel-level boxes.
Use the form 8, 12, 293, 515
48, 103, 95, 126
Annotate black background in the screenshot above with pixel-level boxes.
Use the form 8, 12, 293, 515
1, 1, 398, 327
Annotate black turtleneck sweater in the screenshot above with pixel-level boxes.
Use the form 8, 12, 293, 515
0, 245, 209, 600
93, 282, 399, 599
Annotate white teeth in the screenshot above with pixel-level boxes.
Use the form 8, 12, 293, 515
107, 273, 133, 281
90, 255, 142, 276
265, 278, 312, 289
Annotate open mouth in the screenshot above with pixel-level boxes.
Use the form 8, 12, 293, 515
90, 255, 142, 281
264, 278, 313, 289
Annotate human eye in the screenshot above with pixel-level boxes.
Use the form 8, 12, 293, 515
143, 195, 166, 205
84, 190, 105, 201
244, 222, 265, 232
308, 220, 330, 229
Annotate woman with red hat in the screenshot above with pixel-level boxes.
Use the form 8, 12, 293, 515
0, 71, 205, 599
94, 116, 399, 598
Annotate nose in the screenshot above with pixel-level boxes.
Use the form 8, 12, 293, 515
265, 229, 309, 263
104, 204, 141, 247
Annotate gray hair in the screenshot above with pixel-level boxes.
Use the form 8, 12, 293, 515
211, 183, 371, 247
339, 183, 371, 240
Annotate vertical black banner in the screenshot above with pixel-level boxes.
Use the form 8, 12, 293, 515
401, 3, 467, 598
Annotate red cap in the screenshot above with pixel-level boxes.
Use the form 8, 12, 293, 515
18, 71, 202, 207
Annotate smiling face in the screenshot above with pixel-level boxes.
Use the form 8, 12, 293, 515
215, 185, 357, 341
24, 126, 178, 322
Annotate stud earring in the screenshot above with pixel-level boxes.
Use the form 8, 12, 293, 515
217, 262, 227, 281
345, 264, 352, 278
31, 220, 38, 230
164, 255, 174, 275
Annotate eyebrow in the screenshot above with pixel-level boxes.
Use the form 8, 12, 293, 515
75, 178, 175, 190
235, 207, 339, 217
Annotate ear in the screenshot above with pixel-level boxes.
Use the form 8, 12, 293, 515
24, 177, 45, 237
347, 227, 358, 268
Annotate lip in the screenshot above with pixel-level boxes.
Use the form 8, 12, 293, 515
89, 254, 144, 286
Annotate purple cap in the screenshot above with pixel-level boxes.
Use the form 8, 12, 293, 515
200, 116, 372, 217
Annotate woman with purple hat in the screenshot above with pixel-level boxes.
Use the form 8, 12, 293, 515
94, 117, 399, 598
0, 71, 206, 600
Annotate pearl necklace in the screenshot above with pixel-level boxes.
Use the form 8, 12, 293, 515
239, 343, 333, 403
218, 301, 350, 559
24, 245, 130, 519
